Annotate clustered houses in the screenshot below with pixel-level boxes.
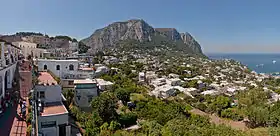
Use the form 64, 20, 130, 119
36, 58, 113, 109
137, 58, 273, 99
0, 40, 22, 114
12, 41, 47, 59
138, 72, 194, 99
100, 44, 279, 102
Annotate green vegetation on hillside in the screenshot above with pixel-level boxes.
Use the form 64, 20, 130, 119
78, 41, 90, 54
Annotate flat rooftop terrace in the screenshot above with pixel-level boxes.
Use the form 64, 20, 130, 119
41, 102, 68, 116
38, 72, 57, 85
74, 79, 97, 84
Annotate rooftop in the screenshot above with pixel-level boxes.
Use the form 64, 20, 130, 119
79, 67, 95, 71
38, 72, 57, 85
96, 78, 114, 85
74, 79, 97, 84
41, 102, 68, 116
37, 59, 78, 62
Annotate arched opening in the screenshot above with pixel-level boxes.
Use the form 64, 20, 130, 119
56, 65, 60, 70
44, 64, 48, 70
11, 55, 14, 63
4, 70, 10, 91
0, 76, 2, 97
69, 64, 74, 71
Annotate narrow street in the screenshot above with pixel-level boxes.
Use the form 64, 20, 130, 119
0, 102, 28, 136
0, 105, 18, 135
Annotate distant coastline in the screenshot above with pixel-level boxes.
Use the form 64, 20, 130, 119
207, 53, 280, 74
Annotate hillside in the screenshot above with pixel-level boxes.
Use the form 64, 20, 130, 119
81, 19, 203, 55
0, 32, 76, 49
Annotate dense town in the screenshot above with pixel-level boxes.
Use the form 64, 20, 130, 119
1, 34, 280, 136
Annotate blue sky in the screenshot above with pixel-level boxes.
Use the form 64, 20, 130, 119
1, 0, 280, 53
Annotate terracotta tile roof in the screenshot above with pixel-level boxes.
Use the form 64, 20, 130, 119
41, 102, 68, 116
38, 72, 57, 85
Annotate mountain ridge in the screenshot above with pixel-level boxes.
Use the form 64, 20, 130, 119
81, 19, 203, 55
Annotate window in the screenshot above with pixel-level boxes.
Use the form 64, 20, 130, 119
77, 96, 81, 101
41, 121, 56, 128
56, 65, 60, 70
69, 64, 74, 71
43, 64, 47, 70
68, 81, 74, 85
39, 91, 45, 99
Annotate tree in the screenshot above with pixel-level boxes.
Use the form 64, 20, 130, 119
115, 88, 133, 104
238, 88, 270, 107
207, 96, 231, 114
245, 105, 269, 128
135, 100, 184, 125
268, 101, 280, 127
72, 38, 78, 42
186, 80, 198, 88
141, 120, 163, 136
109, 121, 121, 131
91, 92, 118, 122
78, 41, 90, 54
221, 108, 243, 121
63, 89, 74, 106
161, 115, 244, 136
118, 113, 137, 127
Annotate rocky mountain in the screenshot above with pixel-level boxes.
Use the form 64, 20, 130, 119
81, 19, 203, 55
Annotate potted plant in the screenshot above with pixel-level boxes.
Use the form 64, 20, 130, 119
26, 125, 32, 136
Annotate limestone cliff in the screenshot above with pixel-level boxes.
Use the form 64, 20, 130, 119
82, 19, 203, 54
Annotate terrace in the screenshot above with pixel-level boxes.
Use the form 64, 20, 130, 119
41, 101, 68, 116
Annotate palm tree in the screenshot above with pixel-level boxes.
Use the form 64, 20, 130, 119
64, 89, 74, 106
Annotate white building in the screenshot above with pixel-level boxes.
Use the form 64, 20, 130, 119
201, 90, 220, 95
96, 78, 114, 91
13, 41, 46, 58
168, 73, 180, 78
35, 72, 70, 136
74, 79, 99, 108
145, 71, 157, 83
0, 40, 22, 113
95, 66, 109, 77
139, 72, 145, 82
170, 78, 183, 86
69, 41, 78, 52
37, 59, 96, 88
151, 78, 167, 87
151, 85, 177, 98
37, 59, 79, 78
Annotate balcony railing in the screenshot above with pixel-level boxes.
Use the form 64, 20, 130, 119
61, 73, 94, 79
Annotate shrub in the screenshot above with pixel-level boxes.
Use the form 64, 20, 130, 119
130, 93, 148, 102
119, 113, 137, 127
221, 108, 243, 121
27, 125, 32, 136
185, 104, 193, 111
26, 113, 33, 124
196, 103, 207, 111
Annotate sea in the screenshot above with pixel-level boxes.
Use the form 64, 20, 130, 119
207, 53, 280, 74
